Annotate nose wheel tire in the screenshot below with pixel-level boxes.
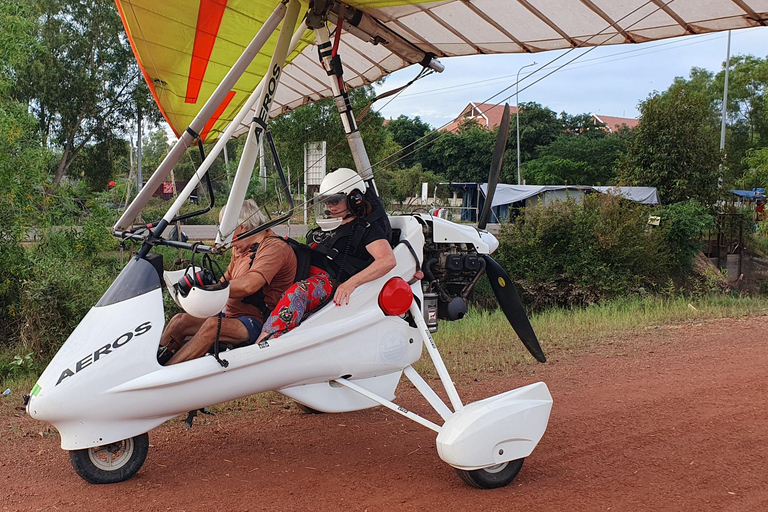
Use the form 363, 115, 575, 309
69, 433, 149, 484
455, 458, 525, 489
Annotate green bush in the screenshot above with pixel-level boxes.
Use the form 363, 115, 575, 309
0, 351, 39, 381
0, 202, 29, 346
658, 199, 714, 274
15, 227, 123, 360
494, 194, 713, 310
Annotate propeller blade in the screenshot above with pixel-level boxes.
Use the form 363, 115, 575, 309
478, 103, 511, 230
483, 255, 546, 363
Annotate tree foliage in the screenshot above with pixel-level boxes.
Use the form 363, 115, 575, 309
270, 86, 389, 188
523, 132, 629, 185
736, 147, 768, 190
429, 124, 495, 183
12, 0, 158, 191
616, 83, 723, 206
383, 115, 433, 168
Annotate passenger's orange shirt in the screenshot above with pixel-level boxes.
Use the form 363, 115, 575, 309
223, 229, 297, 322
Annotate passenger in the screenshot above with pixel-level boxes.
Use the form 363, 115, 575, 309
257, 168, 396, 341
160, 199, 297, 364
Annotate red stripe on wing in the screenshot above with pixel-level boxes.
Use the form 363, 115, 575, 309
186, 0, 228, 104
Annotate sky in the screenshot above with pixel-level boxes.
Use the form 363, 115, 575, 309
373, 26, 768, 130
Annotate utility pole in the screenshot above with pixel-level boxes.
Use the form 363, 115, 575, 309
720, 30, 731, 151
516, 62, 536, 185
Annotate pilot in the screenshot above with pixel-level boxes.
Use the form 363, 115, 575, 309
256, 168, 396, 341
160, 199, 297, 364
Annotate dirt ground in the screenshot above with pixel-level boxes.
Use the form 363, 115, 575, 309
2, 315, 767, 511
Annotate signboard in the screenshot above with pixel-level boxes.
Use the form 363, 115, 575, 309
304, 141, 326, 186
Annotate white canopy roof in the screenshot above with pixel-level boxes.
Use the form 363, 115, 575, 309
593, 186, 660, 204
276, 1, 768, 118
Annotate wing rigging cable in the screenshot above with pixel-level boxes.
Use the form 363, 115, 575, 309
363, 0, 678, 177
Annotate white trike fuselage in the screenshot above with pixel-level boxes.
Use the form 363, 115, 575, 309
27, 214, 552, 472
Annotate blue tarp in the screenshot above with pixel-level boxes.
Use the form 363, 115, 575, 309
730, 189, 764, 199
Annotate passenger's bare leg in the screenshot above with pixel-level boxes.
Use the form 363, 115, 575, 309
166, 317, 250, 365
160, 314, 206, 350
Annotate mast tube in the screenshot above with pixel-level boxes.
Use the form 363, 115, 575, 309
161, 20, 309, 244
311, 25, 374, 180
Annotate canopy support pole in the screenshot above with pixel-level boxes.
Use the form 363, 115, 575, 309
114, 1, 290, 231
310, 24, 374, 180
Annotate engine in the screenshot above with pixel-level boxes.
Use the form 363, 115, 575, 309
419, 220, 487, 332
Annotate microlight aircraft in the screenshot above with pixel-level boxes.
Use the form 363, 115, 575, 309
26, 0, 767, 487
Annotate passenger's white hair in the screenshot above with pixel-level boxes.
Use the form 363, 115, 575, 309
219, 199, 266, 231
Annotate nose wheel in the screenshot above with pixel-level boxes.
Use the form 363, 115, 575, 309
455, 458, 525, 489
69, 433, 149, 484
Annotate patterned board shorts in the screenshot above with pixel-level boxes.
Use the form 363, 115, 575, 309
261, 271, 335, 339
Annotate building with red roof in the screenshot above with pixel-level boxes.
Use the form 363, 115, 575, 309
590, 114, 640, 132
439, 102, 638, 134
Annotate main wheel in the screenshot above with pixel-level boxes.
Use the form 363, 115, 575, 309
455, 458, 525, 489
69, 433, 149, 484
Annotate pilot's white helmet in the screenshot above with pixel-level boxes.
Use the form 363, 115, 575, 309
315, 168, 367, 231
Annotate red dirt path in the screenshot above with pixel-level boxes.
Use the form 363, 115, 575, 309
3, 315, 767, 511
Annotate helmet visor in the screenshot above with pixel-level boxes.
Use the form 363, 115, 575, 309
314, 193, 346, 231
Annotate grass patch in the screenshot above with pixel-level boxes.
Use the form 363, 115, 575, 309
425, 294, 768, 378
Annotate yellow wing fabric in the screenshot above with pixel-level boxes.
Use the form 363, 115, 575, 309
116, 0, 768, 141
116, 0, 312, 140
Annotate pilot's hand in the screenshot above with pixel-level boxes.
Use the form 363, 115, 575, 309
333, 281, 356, 306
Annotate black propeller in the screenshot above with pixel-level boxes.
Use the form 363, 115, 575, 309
483, 254, 546, 363
477, 103, 511, 230
476, 102, 545, 363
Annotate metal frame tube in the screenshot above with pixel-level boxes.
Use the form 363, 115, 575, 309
333, 377, 442, 433
114, 1, 289, 231
312, 26, 374, 179
165, 18, 309, 247
403, 365, 453, 421
409, 303, 464, 412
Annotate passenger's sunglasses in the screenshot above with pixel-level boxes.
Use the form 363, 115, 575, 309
325, 196, 344, 206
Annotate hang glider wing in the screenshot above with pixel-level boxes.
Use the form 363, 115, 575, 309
116, 0, 768, 140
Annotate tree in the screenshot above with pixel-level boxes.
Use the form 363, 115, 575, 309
515, 102, 562, 162
616, 83, 723, 206
522, 132, 629, 185
0, 0, 38, 96
69, 134, 129, 191
714, 55, 768, 178
0, 0, 51, 221
429, 124, 495, 183
12, 0, 156, 191
735, 147, 768, 190
659, 58, 768, 183
383, 115, 434, 168
522, 156, 590, 185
